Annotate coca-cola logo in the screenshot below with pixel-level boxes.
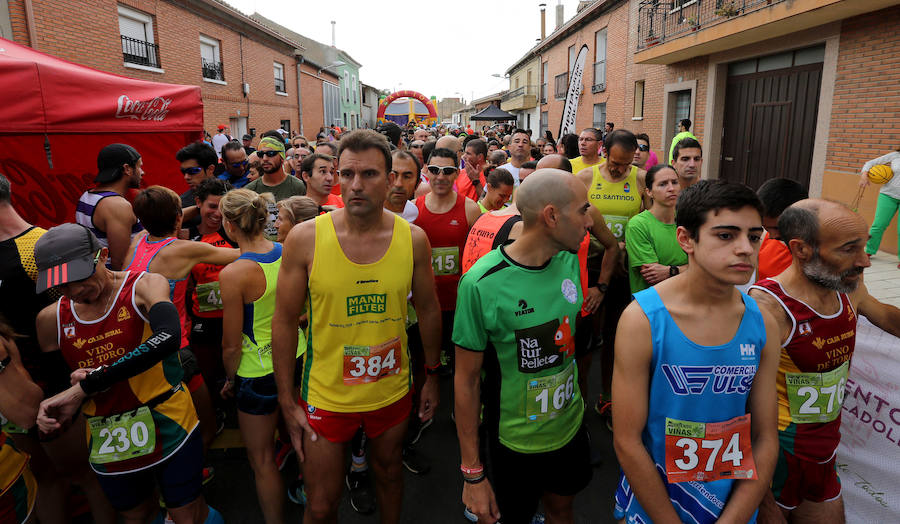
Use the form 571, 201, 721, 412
115, 95, 172, 122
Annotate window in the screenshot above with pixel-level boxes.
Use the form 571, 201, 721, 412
592, 103, 607, 129
323, 82, 340, 127
280, 120, 291, 135
352, 75, 357, 104
633, 81, 644, 118
540, 111, 549, 137
674, 91, 691, 134
118, 5, 159, 68
541, 62, 549, 103
344, 71, 350, 102
593, 28, 606, 92
526, 69, 532, 87
200, 35, 223, 82
554, 72, 569, 100
274, 62, 286, 93
568, 45, 577, 73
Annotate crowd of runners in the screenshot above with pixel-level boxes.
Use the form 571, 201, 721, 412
1, 119, 899, 524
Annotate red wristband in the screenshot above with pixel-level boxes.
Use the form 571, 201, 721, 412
460, 464, 484, 476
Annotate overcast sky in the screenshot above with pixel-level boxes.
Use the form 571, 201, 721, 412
223, 0, 585, 103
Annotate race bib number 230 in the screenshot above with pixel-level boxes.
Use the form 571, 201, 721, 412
664, 414, 757, 483
88, 407, 156, 465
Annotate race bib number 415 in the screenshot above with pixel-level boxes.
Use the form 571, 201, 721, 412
431, 246, 459, 276
88, 407, 156, 465
664, 414, 757, 483
342, 337, 402, 385
786, 360, 849, 424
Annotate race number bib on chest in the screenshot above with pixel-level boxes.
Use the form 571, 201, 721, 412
343, 337, 402, 385
0, 411, 26, 435
88, 407, 156, 465
525, 361, 576, 422
664, 414, 757, 483
432, 246, 459, 276
196, 281, 223, 312
604, 215, 628, 240
786, 360, 849, 424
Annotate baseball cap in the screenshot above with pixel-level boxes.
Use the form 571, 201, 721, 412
242, 134, 252, 141
276, 129, 289, 136
217, 124, 226, 130
35, 224, 103, 293
95, 143, 141, 183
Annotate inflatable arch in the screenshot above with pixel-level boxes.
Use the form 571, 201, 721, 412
377, 90, 438, 126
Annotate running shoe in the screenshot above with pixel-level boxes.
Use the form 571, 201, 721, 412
215, 409, 226, 436
287, 478, 307, 505
346, 470, 376, 515
463, 507, 478, 522
408, 416, 433, 445
275, 439, 295, 471
402, 444, 431, 475
202, 466, 215, 486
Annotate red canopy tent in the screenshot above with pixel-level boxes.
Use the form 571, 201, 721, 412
0, 37, 203, 229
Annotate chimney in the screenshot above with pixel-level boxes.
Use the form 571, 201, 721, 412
556, 0, 564, 30
331, 21, 336, 47
540, 3, 546, 40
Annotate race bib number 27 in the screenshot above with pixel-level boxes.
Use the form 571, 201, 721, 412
664, 414, 757, 483
786, 360, 849, 424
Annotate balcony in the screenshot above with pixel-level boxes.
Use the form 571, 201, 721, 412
500, 85, 539, 111
635, 0, 896, 64
554, 72, 569, 100
201, 59, 224, 82
121, 35, 160, 68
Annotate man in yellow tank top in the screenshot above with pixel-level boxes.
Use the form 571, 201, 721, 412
272, 129, 442, 524
576, 129, 650, 427
570, 128, 604, 177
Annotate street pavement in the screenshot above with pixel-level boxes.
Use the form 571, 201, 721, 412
205, 360, 622, 523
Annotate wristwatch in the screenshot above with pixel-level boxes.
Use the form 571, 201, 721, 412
669, 265, 680, 277
596, 282, 609, 294
0, 354, 10, 374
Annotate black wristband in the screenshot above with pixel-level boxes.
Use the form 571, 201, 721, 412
463, 474, 486, 484
669, 265, 680, 277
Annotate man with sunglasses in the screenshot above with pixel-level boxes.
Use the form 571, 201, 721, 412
176, 142, 218, 233
244, 136, 306, 202
571, 128, 604, 177
632, 133, 657, 171
219, 142, 252, 188
415, 148, 481, 369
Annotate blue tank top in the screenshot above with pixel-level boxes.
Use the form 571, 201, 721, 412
614, 287, 765, 524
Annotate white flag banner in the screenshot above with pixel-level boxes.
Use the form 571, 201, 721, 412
837, 316, 900, 522
558, 44, 588, 139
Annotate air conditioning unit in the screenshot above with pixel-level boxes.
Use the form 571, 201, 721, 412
242, 83, 250, 96
591, 84, 605, 94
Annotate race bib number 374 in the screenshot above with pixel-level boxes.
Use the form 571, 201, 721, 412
664, 414, 757, 483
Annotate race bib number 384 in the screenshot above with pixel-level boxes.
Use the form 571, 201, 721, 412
343, 337, 402, 385
88, 407, 156, 465
664, 414, 757, 483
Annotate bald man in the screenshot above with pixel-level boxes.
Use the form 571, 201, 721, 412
454, 170, 593, 524
749, 199, 900, 523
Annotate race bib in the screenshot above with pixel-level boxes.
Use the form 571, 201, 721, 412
342, 337, 402, 385
88, 407, 156, 465
196, 281, 223, 312
604, 215, 629, 240
786, 360, 850, 424
525, 361, 576, 422
664, 414, 757, 483
431, 246, 459, 276
0, 411, 26, 435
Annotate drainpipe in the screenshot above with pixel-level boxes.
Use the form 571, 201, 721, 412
296, 53, 305, 135
23, 0, 38, 48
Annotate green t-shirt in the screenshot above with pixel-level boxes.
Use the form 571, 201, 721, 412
453, 246, 584, 454
245, 175, 307, 240
625, 210, 688, 294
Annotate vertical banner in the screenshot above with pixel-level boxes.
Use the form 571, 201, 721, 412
558, 44, 588, 139
837, 316, 900, 522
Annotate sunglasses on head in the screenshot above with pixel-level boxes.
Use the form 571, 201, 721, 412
427, 165, 458, 176
637, 144, 650, 152
180, 166, 203, 175
230, 159, 250, 168
258, 150, 281, 158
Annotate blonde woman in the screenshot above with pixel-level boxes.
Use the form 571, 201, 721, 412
218, 189, 303, 524
273, 196, 320, 243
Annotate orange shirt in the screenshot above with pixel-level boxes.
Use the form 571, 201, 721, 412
324, 193, 345, 208
757, 234, 792, 280
456, 170, 486, 202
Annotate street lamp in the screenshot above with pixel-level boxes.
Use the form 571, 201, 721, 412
317, 60, 346, 75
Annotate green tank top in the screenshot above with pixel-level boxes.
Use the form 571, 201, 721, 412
238, 242, 304, 378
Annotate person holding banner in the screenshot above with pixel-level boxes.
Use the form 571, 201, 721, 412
749, 199, 900, 523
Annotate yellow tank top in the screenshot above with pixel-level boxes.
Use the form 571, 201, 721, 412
570, 156, 601, 176
0, 431, 28, 496
588, 164, 642, 240
303, 213, 413, 412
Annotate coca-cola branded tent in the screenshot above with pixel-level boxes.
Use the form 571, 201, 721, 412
0, 37, 203, 228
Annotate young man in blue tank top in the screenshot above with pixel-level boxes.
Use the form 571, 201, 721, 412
613, 180, 781, 524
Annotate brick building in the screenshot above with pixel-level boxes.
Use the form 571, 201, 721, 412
2, 0, 321, 141
507, 0, 900, 253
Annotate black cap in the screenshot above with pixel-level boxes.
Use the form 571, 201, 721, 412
242, 134, 252, 141
377, 122, 402, 145
35, 224, 103, 293
95, 144, 140, 183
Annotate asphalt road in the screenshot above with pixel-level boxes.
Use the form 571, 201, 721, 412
204, 362, 621, 524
